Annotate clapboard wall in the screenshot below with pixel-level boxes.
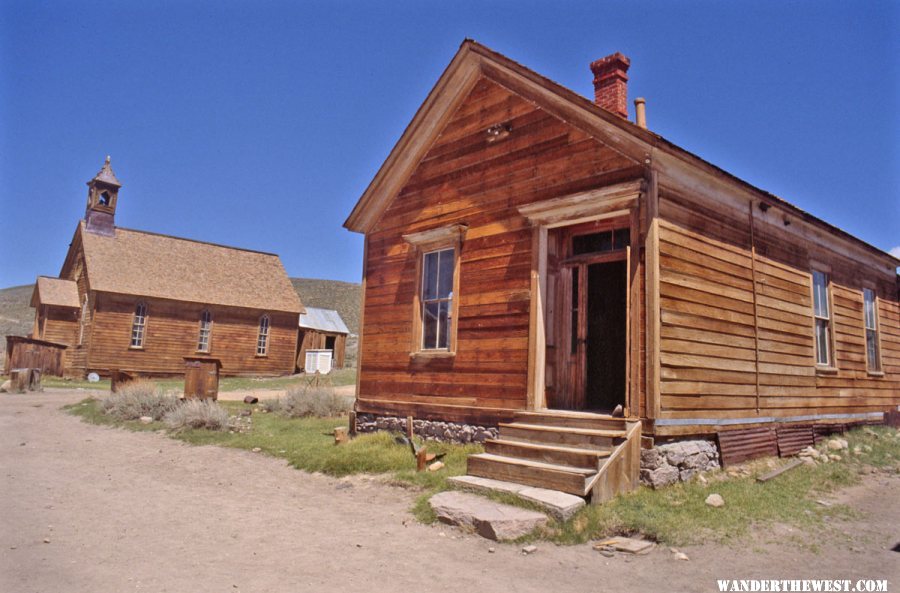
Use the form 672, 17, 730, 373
357, 77, 643, 424
655, 188, 899, 434
86, 293, 298, 377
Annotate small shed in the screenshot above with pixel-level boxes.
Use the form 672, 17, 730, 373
296, 307, 350, 371
183, 356, 222, 400
4, 336, 68, 376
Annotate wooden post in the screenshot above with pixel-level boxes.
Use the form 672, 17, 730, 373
334, 426, 349, 445
348, 410, 357, 437
416, 448, 428, 472
749, 203, 761, 414
406, 416, 414, 439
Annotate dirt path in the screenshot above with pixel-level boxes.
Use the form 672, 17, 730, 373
1, 390, 897, 593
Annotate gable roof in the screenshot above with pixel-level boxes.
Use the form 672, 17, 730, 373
77, 222, 304, 314
345, 39, 899, 268
298, 307, 350, 334
31, 276, 80, 309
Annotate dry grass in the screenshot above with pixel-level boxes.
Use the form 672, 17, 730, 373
280, 385, 353, 418
100, 380, 178, 421
163, 400, 230, 431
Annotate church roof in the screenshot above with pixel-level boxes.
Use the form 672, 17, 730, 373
31, 276, 80, 309
76, 222, 304, 314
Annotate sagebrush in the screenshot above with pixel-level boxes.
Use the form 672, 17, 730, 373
101, 380, 178, 421
280, 386, 352, 418
163, 399, 230, 431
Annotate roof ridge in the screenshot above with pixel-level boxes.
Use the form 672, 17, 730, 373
112, 225, 280, 257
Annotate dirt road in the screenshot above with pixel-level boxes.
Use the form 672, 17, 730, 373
1, 390, 897, 593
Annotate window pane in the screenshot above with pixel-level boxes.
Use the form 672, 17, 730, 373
422, 302, 439, 349
815, 319, 829, 365
572, 231, 612, 256
866, 330, 879, 371
437, 249, 454, 299
423, 251, 439, 301
437, 301, 450, 349
863, 289, 876, 330
812, 271, 829, 318
613, 228, 631, 249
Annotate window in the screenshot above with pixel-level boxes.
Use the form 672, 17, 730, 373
863, 288, 881, 373
197, 309, 212, 352
99, 191, 111, 206
571, 227, 630, 256
130, 302, 147, 348
403, 223, 466, 355
256, 314, 270, 356
812, 271, 833, 366
421, 247, 455, 350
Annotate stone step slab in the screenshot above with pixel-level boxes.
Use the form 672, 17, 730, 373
448, 475, 585, 521
428, 491, 548, 541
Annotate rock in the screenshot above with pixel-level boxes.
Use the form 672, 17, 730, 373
239, 410, 252, 417
521, 545, 538, 555
705, 493, 725, 508
697, 474, 708, 486
827, 439, 847, 451
0, 380, 11, 393
597, 548, 615, 557
828, 454, 841, 461
427, 461, 445, 472
43, 538, 50, 544
673, 552, 689, 561
679, 469, 695, 482
447, 475, 585, 521
641, 448, 662, 467
852, 447, 862, 455
251, 447, 262, 453
488, 547, 495, 553
138, 416, 153, 424
429, 491, 548, 542
594, 537, 654, 554
243, 396, 259, 404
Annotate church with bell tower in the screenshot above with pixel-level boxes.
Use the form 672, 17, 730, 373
28, 157, 304, 378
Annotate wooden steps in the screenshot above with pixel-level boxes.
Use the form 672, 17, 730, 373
485, 439, 610, 469
463, 411, 642, 502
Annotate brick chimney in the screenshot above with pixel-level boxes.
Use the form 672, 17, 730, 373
590, 53, 631, 118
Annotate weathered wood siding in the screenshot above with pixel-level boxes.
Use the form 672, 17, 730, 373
86, 293, 298, 376
656, 189, 899, 429
35, 307, 79, 371
357, 77, 642, 423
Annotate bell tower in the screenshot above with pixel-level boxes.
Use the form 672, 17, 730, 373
84, 156, 122, 236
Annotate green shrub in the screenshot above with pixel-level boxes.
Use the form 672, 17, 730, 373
262, 398, 282, 413
280, 386, 352, 418
163, 399, 229, 431
100, 380, 178, 421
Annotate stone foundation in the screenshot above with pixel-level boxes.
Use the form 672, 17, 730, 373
355, 414, 499, 444
640, 439, 721, 489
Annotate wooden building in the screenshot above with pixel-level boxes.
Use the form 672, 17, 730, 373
28, 158, 304, 378
296, 306, 350, 371
344, 42, 899, 499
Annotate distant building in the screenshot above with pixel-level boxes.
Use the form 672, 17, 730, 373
29, 158, 303, 378
297, 306, 350, 370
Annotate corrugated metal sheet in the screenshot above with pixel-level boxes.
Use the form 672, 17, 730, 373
716, 427, 778, 467
298, 307, 350, 334
776, 424, 815, 457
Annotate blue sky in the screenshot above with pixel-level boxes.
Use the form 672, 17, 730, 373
1, 0, 897, 288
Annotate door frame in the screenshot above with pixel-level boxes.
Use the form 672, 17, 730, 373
519, 179, 644, 415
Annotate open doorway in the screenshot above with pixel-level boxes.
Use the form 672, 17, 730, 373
545, 222, 630, 413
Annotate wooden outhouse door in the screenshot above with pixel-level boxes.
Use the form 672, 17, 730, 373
183, 357, 221, 400
547, 222, 630, 413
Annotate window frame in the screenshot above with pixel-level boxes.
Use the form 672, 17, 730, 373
197, 308, 213, 353
862, 286, 883, 375
403, 224, 466, 358
130, 301, 148, 349
810, 268, 836, 370
256, 314, 270, 357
